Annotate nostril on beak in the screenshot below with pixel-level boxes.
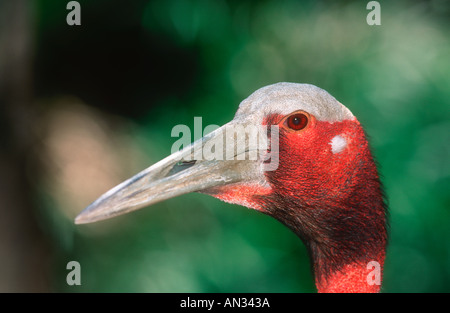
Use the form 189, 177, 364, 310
166, 160, 197, 177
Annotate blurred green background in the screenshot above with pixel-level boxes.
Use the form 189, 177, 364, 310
1, 0, 449, 292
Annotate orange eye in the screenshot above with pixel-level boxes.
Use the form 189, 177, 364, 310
286, 112, 309, 131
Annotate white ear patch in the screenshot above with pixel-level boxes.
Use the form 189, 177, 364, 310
330, 135, 347, 154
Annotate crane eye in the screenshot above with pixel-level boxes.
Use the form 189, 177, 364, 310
286, 112, 309, 131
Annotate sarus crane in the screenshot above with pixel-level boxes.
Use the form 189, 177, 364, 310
75, 83, 387, 293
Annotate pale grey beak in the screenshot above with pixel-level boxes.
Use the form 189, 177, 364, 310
75, 122, 274, 224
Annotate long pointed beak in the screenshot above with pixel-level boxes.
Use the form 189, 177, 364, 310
75, 122, 273, 224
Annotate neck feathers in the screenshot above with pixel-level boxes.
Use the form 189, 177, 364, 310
261, 119, 387, 292
264, 192, 387, 292
315, 256, 385, 293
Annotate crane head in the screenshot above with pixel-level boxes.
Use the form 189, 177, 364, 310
75, 82, 357, 224
75, 82, 388, 292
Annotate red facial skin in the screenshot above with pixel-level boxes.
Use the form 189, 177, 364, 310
206, 112, 387, 293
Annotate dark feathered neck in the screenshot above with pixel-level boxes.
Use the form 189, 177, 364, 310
262, 187, 387, 292
260, 119, 388, 292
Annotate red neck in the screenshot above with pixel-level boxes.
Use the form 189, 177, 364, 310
260, 117, 388, 293
315, 252, 385, 293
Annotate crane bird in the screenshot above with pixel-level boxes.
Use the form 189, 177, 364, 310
75, 82, 387, 293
